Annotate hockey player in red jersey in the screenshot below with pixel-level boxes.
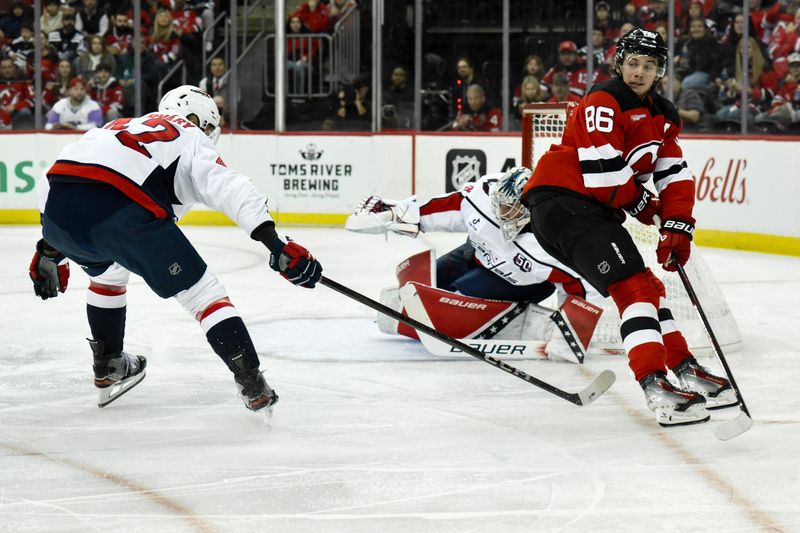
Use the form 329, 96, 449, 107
28, 85, 322, 412
521, 28, 737, 426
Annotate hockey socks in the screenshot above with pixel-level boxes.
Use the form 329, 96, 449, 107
200, 301, 260, 372
86, 285, 127, 355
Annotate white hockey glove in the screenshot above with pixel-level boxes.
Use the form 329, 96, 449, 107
344, 195, 420, 238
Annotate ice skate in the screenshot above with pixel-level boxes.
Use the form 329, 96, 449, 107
672, 358, 738, 410
640, 372, 710, 427
89, 339, 147, 408
230, 355, 279, 413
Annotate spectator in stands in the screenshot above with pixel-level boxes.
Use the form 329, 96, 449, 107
41, 0, 64, 35
50, 13, 86, 63
660, 72, 706, 131
323, 77, 370, 131
768, 7, 800, 61
0, 57, 33, 130
452, 83, 501, 132
88, 62, 124, 122
148, 9, 181, 66
547, 72, 581, 104
513, 54, 545, 102
511, 75, 547, 130
76, 0, 109, 37
594, 1, 619, 42
199, 56, 229, 99
39, 31, 61, 87
676, 17, 720, 91
636, 0, 669, 31
383, 65, 413, 128
1, 2, 30, 41
542, 40, 587, 97
73, 34, 116, 82
328, 0, 356, 28
286, 14, 318, 96
681, 0, 714, 36
45, 76, 103, 130
291, 0, 331, 34
171, 0, 204, 80
756, 51, 800, 131
105, 10, 134, 59
449, 56, 478, 118
716, 37, 779, 126
580, 28, 613, 76
213, 94, 226, 128
7, 21, 34, 73
44, 58, 74, 109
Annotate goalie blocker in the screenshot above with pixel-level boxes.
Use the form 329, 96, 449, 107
378, 250, 603, 363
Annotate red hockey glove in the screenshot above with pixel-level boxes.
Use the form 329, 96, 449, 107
656, 218, 695, 272
29, 239, 70, 299
624, 187, 662, 226
269, 239, 322, 288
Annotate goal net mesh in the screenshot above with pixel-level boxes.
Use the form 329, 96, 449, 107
521, 103, 741, 356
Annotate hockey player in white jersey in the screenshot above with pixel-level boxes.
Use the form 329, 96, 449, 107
28, 85, 322, 411
346, 167, 604, 362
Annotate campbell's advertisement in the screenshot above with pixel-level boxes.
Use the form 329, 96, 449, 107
0, 132, 798, 242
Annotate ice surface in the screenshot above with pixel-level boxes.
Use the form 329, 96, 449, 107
2, 226, 798, 532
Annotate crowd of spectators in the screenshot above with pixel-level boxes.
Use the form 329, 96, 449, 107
0, 0, 214, 130
440, 0, 800, 133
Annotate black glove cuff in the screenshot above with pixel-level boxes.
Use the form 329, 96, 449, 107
624, 188, 651, 217
250, 221, 284, 254
661, 218, 695, 240
37, 238, 63, 258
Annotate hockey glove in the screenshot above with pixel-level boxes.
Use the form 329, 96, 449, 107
269, 239, 322, 288
344, 195, 420, 237
624, 187, 662, 226
29, 239, 70, 299
656, 218, 695, 272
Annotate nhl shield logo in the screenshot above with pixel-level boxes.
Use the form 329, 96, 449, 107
597, 260, 610, 274
445, 149, 486, 192
169, 262, 182, 275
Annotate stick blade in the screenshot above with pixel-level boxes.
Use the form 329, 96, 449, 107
577, 369, 616, 405
714, 411, 753, 441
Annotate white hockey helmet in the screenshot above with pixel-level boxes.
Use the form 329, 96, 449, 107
491, 167, 533, 241
158, 85, 221, 144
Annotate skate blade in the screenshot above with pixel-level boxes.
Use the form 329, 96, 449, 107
97, 371, 146, 408
655, 404, 711, 427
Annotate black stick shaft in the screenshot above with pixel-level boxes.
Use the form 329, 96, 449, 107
319, 276, 585, 404
674, 263, 751, 417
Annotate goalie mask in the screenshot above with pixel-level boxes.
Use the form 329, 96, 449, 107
491, 167, 532, 241
158, 85, 221, 144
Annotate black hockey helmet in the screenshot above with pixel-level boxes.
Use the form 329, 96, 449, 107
613, 27, 669, 80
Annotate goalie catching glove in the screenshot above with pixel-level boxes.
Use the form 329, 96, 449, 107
344, 195, 420, 237
29, 239, 70, 300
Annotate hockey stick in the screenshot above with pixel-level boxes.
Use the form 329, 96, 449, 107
673, 259, 753, 440
319, 276, 615, 406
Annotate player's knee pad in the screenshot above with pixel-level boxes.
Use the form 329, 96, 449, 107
87, 281, 127, 309
89, 262, 131, 287
174, 270, 228, 318
607, 270, 661, 315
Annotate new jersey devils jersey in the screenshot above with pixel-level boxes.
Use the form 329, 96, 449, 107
44, 113, 272, 234
523, 78, 694, 221
419, 173, 595, 298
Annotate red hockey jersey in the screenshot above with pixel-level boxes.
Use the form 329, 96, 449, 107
522, 78, 695, 222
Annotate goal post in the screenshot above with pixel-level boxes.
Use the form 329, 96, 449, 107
521, 102, 742, 356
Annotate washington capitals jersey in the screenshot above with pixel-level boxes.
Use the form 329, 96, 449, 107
523, 78, 695, 221
45, 113, 272, 234
419, 174, 592, 295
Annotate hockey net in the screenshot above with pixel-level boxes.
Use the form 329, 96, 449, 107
521, 103, 742, 356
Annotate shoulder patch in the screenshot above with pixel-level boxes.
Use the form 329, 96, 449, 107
589, 78, 642, 112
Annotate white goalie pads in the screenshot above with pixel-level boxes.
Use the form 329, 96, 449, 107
344, 195, 420, 238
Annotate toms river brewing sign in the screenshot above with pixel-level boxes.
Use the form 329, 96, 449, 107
269, 142, 352, 200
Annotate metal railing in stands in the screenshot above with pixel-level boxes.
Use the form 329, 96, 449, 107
265, 33, 333, 98
157, 60, 187, 101
202, 10, 229, 73
331, 6, 360, 85
241, 0, 267, 52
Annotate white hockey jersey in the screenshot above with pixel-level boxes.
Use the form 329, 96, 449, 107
44, 112, 272, 234
419, 173, 595, 298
